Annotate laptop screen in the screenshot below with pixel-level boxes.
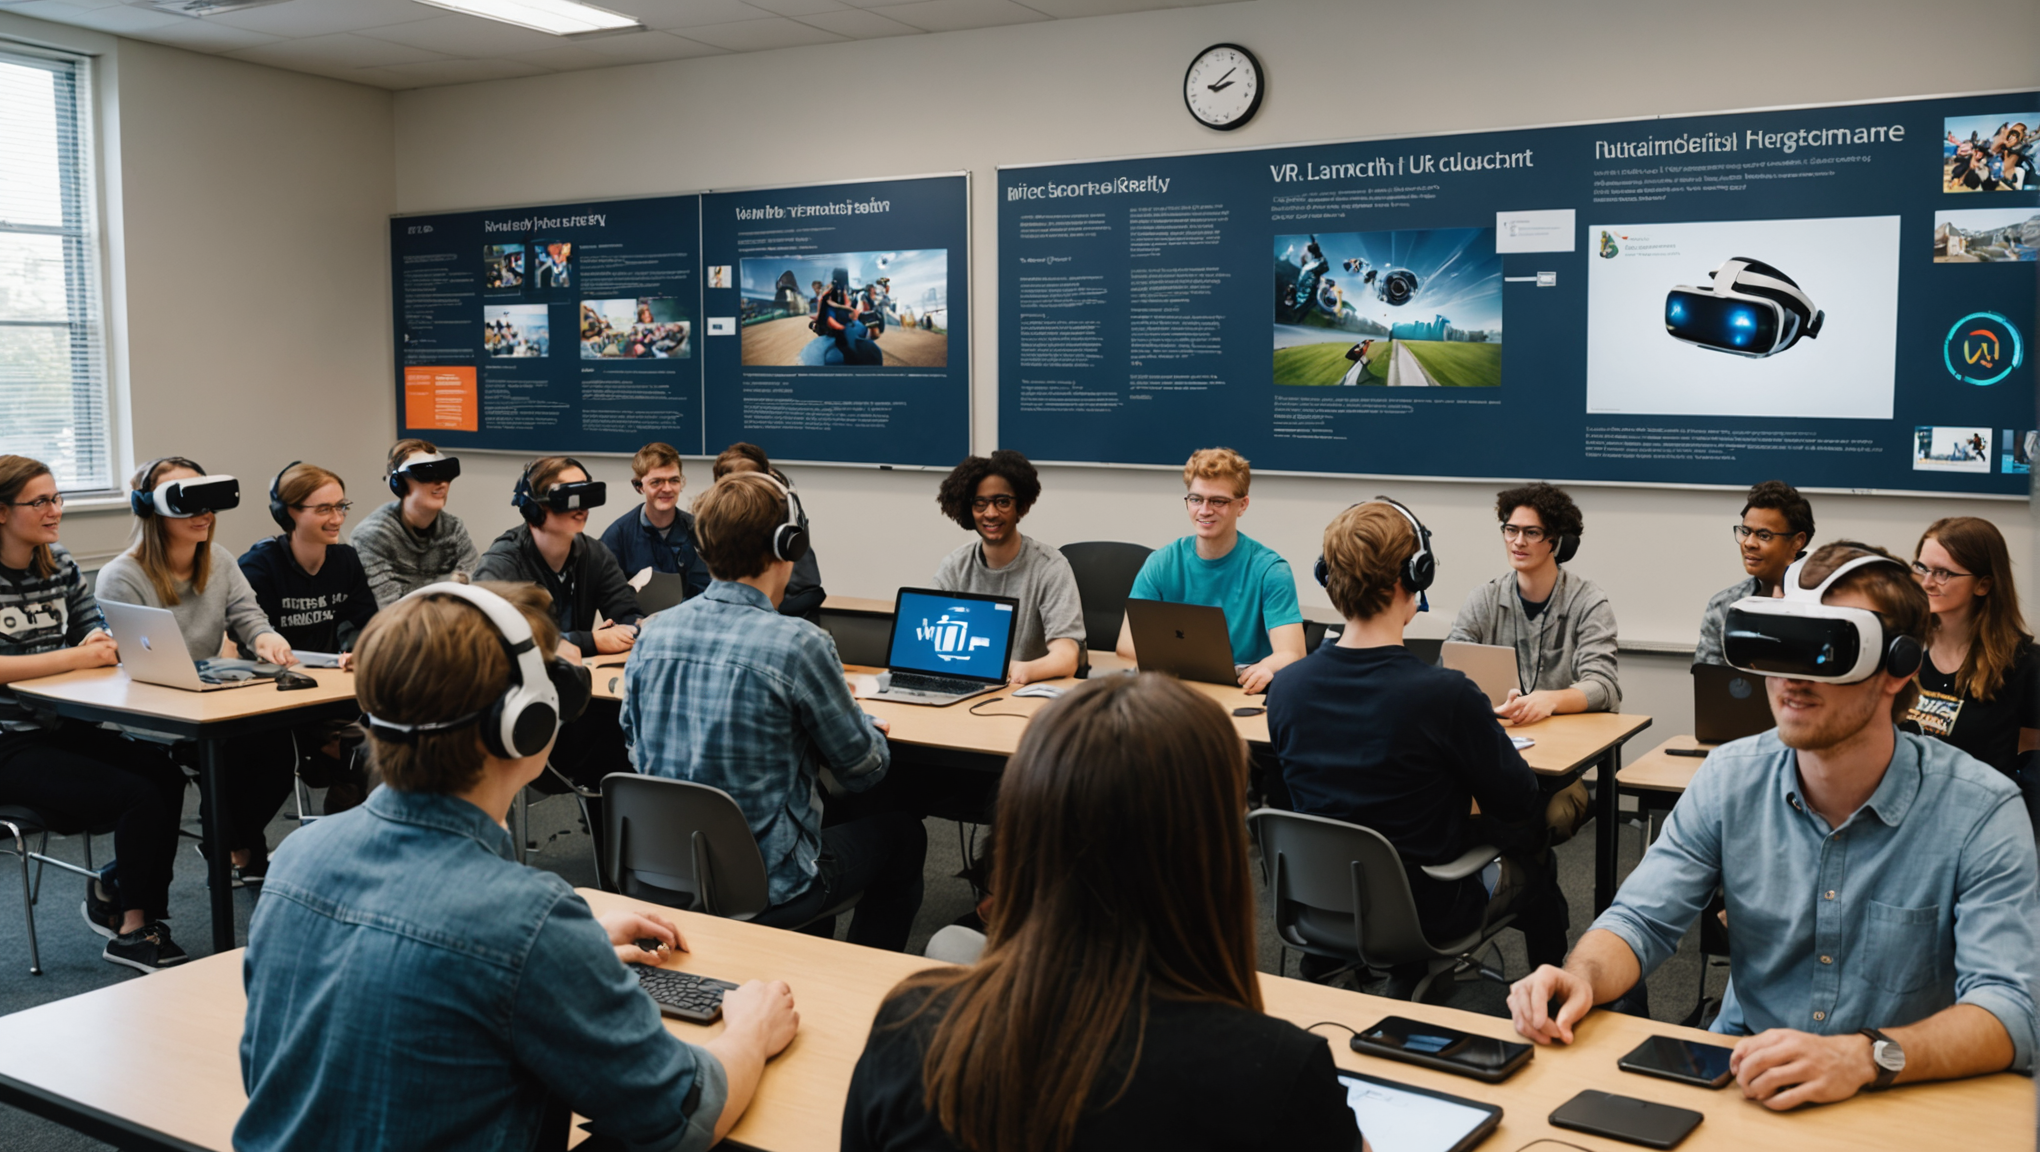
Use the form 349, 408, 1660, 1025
888, 589, 1017, 682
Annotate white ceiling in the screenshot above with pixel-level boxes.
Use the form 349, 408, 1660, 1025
0, 0, 1237, 89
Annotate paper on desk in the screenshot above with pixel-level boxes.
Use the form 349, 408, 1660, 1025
848, 672, 889, 698
1511, 736, 1535, 750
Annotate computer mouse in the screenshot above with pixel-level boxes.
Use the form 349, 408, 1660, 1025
1011, 684, 1064, 699
274, 670, 318, 691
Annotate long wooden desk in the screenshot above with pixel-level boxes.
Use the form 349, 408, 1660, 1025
0, 886, 2023, 1151
9, 666, 360, 954
1619, 734, 1709, 795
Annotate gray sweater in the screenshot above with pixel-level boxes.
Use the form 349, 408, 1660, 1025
1446, 567, 1621, 712
96, 544, 279, 660
350, 500, 479, 609
933, 535, 1086, 663
1693, 575, 1761, 668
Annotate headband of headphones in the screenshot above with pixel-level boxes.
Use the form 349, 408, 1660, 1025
267, 460, 302, 533
1723, 554, 1923, 684
513, 458, 606, 525
130, 458, 239, 519
1314, 496, 1434, 612
749, 472, 810, 563
361, 582, 591, 759
389, 451, 461, 497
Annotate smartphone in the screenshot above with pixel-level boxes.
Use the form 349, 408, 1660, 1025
1549, 1090, 1703, 1149
1349, 1016, 1533, 1083
1617, 1035, 1736, 1089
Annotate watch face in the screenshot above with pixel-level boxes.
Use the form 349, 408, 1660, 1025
1873, 1040, 1905, 1072
1184, 44, 1262, 131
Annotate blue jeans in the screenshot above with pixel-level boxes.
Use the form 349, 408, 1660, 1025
756, 812, 926, 951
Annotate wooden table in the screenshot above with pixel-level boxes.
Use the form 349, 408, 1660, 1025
1619, 734, 1710, 796
9, 666, 361, 954
0, 886, 2024, 1152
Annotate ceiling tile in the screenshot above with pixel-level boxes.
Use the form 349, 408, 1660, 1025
125, 16, 285, 52
354, 12, 573, 58
742, 0, 847, 15
604, 0, 771, 30
863, 0, 1049, 33
678, 16, 841, 50
3, 2, 185, 33
1017, 0, 1214, 15
360, 56, 552, 86
794, 8, 918, 37
226, 31, 455, 70
569, 29, 725, 59
206, 0, 447, 38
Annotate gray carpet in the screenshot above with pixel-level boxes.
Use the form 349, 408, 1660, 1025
0, 784, 1720, 1150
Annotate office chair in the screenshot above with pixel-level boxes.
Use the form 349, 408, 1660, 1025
0, 805, 109, 975
1058, 541, 1154, 652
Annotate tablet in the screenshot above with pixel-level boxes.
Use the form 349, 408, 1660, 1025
1337, 1072, 1502, 1152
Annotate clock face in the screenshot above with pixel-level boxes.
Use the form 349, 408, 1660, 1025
1184, 43, 1263, 131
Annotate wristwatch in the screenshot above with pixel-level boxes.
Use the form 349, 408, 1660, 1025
1859, 1028, 1904, 1090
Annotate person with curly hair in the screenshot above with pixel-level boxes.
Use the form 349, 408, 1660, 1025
1694, 480, 1814, 667
932, 450, 1084, 684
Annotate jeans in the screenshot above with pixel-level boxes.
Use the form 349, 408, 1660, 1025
756, 812, 926, 951
0, 723, 185, 919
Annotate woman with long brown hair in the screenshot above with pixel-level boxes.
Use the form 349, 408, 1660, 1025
1910, 516, 2039, 776
841, 674, 1360, 1152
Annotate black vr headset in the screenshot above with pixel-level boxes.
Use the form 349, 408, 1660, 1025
512, 458, 607, 525
1665, 257, 1824, 359
130, 460, 240, 519
1723, 554, 1923, 683
389, 451, 461, 497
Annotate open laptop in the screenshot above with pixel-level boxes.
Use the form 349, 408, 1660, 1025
1440, 640, 1520, 708
1692, 662, 1774, 745
634, 571, 691, 616
1124, 599, 1239, 687
864, 587, 1019, 707
101, 600, 279, 692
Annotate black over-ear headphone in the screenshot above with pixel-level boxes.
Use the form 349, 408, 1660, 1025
129, 456, 207, 518
362, 582, 591, 759
1315, 496, 1436, 596
751, 472, 810, 563
1553, 530, 1580, 565
268, 461, 302, 533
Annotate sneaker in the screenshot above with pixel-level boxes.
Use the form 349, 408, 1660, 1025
239, 851, 269, 888
102, 921, 188, 973
193, 841, 244, 889
81, 877, 120, 940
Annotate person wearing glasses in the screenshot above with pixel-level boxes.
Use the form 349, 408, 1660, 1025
237, 462, 378, 814
933, 450, 1084, 685
1907, 517, 2038, 786
1694, 480, 1814, 667
1116, 448, 1305, 695
599, 442, 711, 604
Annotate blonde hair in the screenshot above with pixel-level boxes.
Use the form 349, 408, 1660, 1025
1322, 503, 1415, 621
125, 456, 214, 606
0, 456, 58, 577
631, 442, 683, 480
694, 472, 787, 581
1183, 447, 1250, 497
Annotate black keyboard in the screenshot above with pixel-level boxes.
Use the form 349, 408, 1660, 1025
632, 965, 740, 1023
890, 672, 992, 696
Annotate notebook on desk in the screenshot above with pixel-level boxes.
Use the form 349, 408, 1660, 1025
864, 587, 1018, 707
101, 600, 280, 692
1124, 599, 1240, 687
1692, 662, 1774, 745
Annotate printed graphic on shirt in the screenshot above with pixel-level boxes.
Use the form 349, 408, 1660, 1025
0, 595, 68, 651
277, 594, 340, 630
1906, 686, 1962, 738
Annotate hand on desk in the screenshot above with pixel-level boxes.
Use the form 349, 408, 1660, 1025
555, 641, 586, 666
867, 713, 890, 736
71, 631, 119, 670
1506, 963, 1595, 1045
253, 633, 296, 668
592, 622, 637, 656
1495, 689, 1558, 726
1730, 1029, 1875, 1110
600, 908, 688, 967
338, 651, 354, 672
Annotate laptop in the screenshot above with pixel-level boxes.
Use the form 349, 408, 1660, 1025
865, 587, 1019, 706
1692, 662, 1774, 745
101, 600, 279, 692
1125, 599, 1240, 687
1441, 640, 1520, 708
634, 571, 691, 616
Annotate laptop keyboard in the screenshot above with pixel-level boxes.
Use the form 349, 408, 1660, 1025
632, 965, 740, 1023
889, 672, 990, 696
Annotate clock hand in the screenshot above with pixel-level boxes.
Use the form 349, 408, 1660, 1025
1207, 66, 1236, 90
1211, 80, 1235, 93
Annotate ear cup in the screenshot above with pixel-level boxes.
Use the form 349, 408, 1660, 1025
507, 699, 560, 758
513, 470, 545, 526
1405, 544, 1436, 592
130, 490, 155, 518
1885, 634, 1924, 679
268, 461, 302, 534
388, 470, 407, 498
1554, 533, 1580, 565
774, 521, 810, 563
1313, 555, 1329, 588
549, 660, 592, 726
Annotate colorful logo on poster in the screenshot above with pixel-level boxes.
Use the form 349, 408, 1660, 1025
1599, 231, 1621, 259
1943, 311, 2023, 386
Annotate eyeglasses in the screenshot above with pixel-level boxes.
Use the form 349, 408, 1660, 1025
970, 494, 1016, 512
1500, 524, 1548, 543
1911, 561, 1976, 586
1732, 524, 1800, 545
293, 501, 354, 517
1183, 494, 1236, 511
639, 477, 683, 491
7, 494, 63, 511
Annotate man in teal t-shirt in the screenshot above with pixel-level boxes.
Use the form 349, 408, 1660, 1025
1116, 447, 1306, 693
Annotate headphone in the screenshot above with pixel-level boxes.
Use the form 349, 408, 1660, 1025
748, 472, 810, 563
268, 461, 302, 533
1552, 529, 1580, 566
128, 456, 211, 518
1315, 496, 1435, 610
361, 582, 592, 759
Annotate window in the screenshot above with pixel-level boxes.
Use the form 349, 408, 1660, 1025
0, 46, 109, 493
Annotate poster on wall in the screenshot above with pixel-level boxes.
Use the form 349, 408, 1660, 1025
997, 92, 2037, 495
390, 194, 704, 455
700, 174, 970, 467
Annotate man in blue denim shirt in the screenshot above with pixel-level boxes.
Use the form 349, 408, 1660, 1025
621, 472, 925, 950
237, 582, 798, 1151
1510, 545, 2037, 1110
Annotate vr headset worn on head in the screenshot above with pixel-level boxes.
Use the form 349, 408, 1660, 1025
513, 458, 607, 525
389, 452, 461, 497
362, 582, 591, 759
130, 469, 240, 519
1665, 257, 1824, 359
1723, 554, 1923, 684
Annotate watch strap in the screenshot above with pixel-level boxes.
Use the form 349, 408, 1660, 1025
1858, 1028, 1900, 1090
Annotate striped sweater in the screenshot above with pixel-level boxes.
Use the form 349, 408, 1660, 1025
0, 544, 103, 732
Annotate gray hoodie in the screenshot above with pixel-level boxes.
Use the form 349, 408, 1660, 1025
1446, 567, 1621, 712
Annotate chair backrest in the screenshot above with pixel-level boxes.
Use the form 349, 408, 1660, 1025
1247, 808, 1439, 968
602, 773, 773, 918
1059, 541, 1154, 652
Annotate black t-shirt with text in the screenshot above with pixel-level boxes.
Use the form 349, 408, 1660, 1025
1905, 641, 2039, 775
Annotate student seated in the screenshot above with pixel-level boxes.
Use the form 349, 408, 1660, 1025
932, 449, 1084, 684
1694, 480, 1813, 667
600, 441, 710, 603
99, 456, 297, 887
0, 456, 188, 971
1114, 447, 1304, 694
351, 438, 478, 609
1908, 517, 2038, 780
1509, 544, 2038, 1109
841, 674, 1360, 1151
236, 581, 798, 1151
711, 442, 825, 620
621, 472, 925, 952
1269, 501, 1568, 972
1447, 482, 1619, 723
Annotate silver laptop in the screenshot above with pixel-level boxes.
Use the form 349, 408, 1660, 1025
866, 587, 1019, 706
100, 600, 278, 692
1441, 640, 1520, 708
1124, 599, 1240, 687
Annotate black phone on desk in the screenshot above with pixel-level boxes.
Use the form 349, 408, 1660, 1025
1549, 1090, 1703, 1149
1349, 1016, 1532, 1083
1617, 1035, 1736, 1088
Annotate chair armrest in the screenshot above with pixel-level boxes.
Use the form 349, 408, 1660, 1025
1421, 844, 1502, 882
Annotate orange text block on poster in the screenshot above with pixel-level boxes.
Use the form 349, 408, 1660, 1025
403, 366, 478, 432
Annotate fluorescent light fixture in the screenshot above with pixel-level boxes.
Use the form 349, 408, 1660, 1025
412, 0, 644, 37
129, 0, 292, 15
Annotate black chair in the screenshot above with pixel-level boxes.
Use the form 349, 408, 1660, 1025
1059, 541, 1153, 652
0, 805, 110, 976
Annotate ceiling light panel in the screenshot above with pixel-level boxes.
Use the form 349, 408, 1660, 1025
411, 0, 644, 37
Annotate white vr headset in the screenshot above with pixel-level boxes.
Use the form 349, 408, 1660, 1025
1664, 257, 1824, 359
130, 474, 240, 519
1723, 554, 1923, 684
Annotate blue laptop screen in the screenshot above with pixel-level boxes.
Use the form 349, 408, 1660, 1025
889, 590, 1016, 681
